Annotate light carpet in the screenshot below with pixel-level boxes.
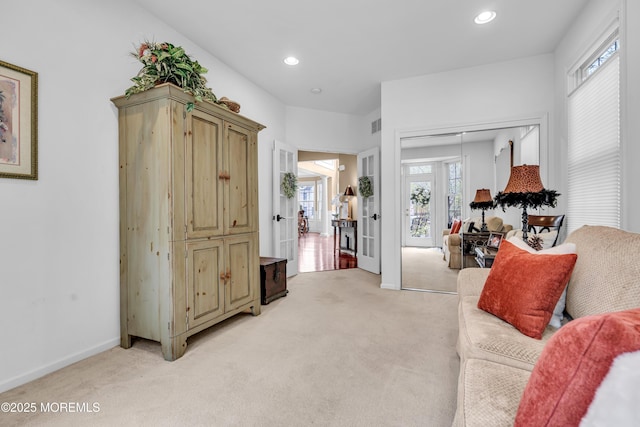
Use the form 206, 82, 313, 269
402, 247, 460, 293
0, 268, 459, 427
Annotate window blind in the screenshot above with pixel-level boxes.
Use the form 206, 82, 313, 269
567, 55, 620, 233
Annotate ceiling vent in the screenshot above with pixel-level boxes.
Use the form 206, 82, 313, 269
371, 118, 382, 134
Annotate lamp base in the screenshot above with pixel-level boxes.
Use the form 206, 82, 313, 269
480, 209, 488, 232
521, 208, 529, 240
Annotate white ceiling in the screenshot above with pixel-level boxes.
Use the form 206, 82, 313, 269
132, 0, 589, 115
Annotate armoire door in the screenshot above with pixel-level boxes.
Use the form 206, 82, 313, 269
186, 239, 225, 329
185, 108, 224, 240
224, 123, 256, 235
225, 234, 256, 312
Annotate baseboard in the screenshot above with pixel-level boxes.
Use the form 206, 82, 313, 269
381, 282, 400, 290
0, 337, 120, 394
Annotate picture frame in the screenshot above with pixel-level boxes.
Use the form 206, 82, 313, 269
340, 201, 350, 219
0, 59, 38, 180
487, 232, 504, 249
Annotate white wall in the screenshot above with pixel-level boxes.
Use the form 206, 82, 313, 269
380, 54, 556, 289
363, 107, 383, 151
0, 0, 286, 392
553, 0, 639, 233
286, 106, 375, 154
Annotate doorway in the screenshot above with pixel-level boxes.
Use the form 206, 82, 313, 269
272, 146, 380, 275
403, 162, 436, 247
401, 156, 459, 293
296, 151, 358, 273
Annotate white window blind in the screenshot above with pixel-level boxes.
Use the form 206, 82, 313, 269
567, 54, 620, 233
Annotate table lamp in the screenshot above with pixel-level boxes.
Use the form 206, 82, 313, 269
494, 165, 559, 240
469, 188, 494, 232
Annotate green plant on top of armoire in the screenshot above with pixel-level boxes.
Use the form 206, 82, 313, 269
125, 41, 219, 112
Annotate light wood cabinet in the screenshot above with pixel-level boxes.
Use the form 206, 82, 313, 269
112, 84, 264, 360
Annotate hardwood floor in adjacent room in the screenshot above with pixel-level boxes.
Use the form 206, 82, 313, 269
298, 232, 357, 273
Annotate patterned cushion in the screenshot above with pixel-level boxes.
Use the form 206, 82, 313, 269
457, 268, 490, 298
485, 216, 504, 232
455, 358, 531, 427
565, 226, 640, 319
459, 296, 552, 370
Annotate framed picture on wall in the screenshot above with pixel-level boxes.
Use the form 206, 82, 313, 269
0, 59, 38, 180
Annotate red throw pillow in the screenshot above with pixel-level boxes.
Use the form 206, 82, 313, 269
477, 240, 577, 339
450, 219, 461, 234
514, 308, 640, 426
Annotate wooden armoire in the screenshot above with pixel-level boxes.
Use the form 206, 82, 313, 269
112, 84, 265, 360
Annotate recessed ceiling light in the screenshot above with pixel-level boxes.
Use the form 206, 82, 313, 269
283, 56, 299, 66
474, 10, 496, 24
310, 88, 322, 94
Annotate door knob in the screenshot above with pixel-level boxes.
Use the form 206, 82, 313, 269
370, 213, 379, 220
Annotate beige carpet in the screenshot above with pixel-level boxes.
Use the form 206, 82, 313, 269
402, 247, 460, 293
0, 269, 459, 427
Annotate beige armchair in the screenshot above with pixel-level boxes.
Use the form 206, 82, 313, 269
443, 216, 513, 269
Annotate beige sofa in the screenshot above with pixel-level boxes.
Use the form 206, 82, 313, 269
443, 216, 513, 269
453, 225, 640, 426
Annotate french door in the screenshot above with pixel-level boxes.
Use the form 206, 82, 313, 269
272, 140, 298, 276
357, 147, 380, 274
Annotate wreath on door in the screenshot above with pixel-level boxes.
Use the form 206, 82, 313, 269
358, 176, 373, 198
410, 186, 431, 209
281, 172, 298, 199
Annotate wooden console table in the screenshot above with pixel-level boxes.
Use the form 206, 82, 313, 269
332, 219, 357, 255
